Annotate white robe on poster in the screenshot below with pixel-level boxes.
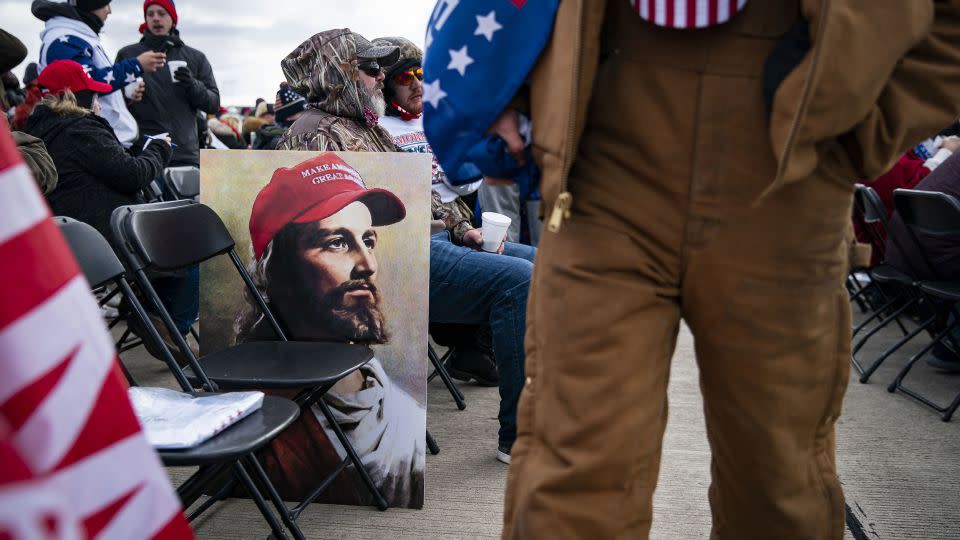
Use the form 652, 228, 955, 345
313, 358, 425, 507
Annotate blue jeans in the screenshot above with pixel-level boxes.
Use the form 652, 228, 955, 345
151, 265, 199, 336
429, 231, 536, 447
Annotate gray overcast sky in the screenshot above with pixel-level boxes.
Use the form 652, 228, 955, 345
2, 0, 436, 105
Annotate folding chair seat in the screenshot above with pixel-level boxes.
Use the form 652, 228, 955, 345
109, 200, 391, 517
56, 216, 305, 539
918, 281, 960, 301
885, 189, 960, 421
163, 165, 200, 200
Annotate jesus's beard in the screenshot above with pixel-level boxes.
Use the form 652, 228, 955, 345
294, 279, 388, 344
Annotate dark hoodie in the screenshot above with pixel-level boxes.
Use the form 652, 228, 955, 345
25, 104, 172, 243
116, 30, 220, 165
276, 29, 396, 153
32, 0, 104, 34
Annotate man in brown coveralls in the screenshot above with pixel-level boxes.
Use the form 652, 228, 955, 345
500, 0, 960, 538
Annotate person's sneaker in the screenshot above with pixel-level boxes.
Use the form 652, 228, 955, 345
100, 305, 119, 319
496, 444, 511, 465
446, 347, 499, 386
926, 342, 960, 373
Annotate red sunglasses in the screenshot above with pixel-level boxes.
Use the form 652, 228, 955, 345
392, 67, 424, 86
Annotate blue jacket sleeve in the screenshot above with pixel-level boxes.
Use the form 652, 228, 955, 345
45, 36, 142, 93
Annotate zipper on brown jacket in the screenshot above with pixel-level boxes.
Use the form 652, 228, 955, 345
546, 1, 583, 234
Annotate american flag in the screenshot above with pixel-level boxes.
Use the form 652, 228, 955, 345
422, 0, 559, 179
0, 123, 193, 539
629, 0, 749, 29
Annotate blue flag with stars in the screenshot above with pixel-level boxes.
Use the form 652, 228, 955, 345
422, 0, 559, 182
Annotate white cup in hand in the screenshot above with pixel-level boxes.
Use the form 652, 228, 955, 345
123, 77, 143, 100
168, 60, 187, 83
481, 212, 511, 252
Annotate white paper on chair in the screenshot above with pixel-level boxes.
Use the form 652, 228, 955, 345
129, 387, 265, 449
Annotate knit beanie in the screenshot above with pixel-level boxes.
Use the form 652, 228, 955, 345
275, 82, 306, 125
71, 0, 111, 11
139, 0, 178, 34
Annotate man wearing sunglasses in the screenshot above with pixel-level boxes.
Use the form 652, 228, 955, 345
276, 29, 399, 152
375, 36, 536, 466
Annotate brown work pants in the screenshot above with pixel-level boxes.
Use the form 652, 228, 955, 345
504, 2, 853, 538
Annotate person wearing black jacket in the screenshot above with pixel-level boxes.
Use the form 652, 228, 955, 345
25, 60, 172, 242
116, 0, 219, 167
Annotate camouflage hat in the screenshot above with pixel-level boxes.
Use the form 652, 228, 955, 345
371, 37, 422, 71
354, 34, 400, 67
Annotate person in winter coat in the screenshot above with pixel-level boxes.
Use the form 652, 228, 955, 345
13, 131, 58, 195
116, 0, 220, 167
208, 113, 245, 149
33, 0, 166, 148
25, 60, 171, 242
252, 83, 305, 150
0, 28, 28, 118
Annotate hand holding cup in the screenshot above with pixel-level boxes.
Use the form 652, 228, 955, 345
137, 51, 166, 73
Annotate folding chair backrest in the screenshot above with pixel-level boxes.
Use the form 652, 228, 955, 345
112, 200, 234, 271
57, 215, 199, 390
163, 166, 200, 200
893, 189, 960, 237
55, 216, 126, 289
111, 200, 289, 348
856, 184, 888, 224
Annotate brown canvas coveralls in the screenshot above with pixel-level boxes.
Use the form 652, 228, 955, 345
504, 0, 960, 538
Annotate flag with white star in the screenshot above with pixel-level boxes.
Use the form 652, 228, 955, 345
422, 0, 559, 181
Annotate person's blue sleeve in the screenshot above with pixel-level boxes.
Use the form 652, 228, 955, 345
45, 35, 142, 93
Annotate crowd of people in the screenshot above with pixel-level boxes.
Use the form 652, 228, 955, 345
4, 0, 960, 538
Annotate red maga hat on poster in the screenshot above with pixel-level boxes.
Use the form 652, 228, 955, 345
249, 152, 406, 260
37, 60, 114, 95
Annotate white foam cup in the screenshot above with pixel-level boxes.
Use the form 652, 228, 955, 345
481, 212, 511, 252
168, 60, 188, 82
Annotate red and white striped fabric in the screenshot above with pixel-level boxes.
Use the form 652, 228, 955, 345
629, 0, 749, 29
0, 124, 193, 539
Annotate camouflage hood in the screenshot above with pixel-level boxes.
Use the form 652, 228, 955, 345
282, 28, 390, 123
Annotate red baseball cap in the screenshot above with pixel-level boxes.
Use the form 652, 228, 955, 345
249, 153, 406, 260
37, 60, 114, 95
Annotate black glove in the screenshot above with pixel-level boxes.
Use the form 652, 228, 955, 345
173, 65, 195, 86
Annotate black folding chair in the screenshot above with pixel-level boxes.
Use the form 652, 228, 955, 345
109, 200, 391, 516
886, 189, 960, 421
850, 185, 929, 383
55, 216, 305, 539
163, 166, 200, 200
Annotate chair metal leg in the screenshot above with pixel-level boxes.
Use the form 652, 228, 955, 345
857, 315, 933, 383
942, 391, 960, 422
289, 458, 351, 520
852, 291, 903, 337
888, 319, 960, 422
233, 461, 290, 540
176, 463, 231, 510
313, 398, 390, 510
244, 455, 306, 540
428, 346, 466, 410
426, 430, 439, 455
847, 276, 872, 314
